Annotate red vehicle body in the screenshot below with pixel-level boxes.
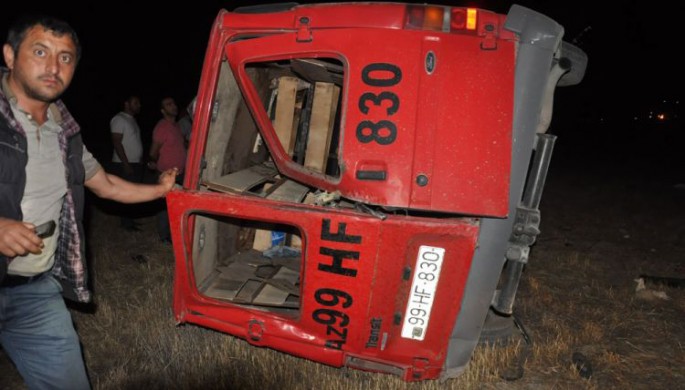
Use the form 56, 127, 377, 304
168, 2, 587, 381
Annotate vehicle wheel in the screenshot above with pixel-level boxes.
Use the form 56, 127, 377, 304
478, 307, 516, 345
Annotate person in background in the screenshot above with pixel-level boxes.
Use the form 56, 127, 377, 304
0, 15, 178, 389
148, 96, 186, 244
177, 96, 195, 147
110, 94, 144, 231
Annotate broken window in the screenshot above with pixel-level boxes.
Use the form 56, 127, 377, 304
192, 56, 345, 315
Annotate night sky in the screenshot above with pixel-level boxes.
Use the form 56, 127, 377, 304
1, 1, 682, 167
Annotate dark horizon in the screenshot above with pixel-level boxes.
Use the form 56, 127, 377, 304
1, 1, 682, 169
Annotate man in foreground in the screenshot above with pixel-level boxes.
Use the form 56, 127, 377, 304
0, 15, 178, 389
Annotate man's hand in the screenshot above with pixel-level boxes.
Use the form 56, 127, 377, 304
158, 168, 179, 195
0, 217, 43, 258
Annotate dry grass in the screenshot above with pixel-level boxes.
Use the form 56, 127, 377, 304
73, 211, 532, 390
2, 163, 684, 389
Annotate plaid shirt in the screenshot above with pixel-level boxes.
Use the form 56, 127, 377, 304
0, 69, 91, 302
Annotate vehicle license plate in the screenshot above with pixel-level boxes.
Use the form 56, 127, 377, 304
401, 245, 445, 340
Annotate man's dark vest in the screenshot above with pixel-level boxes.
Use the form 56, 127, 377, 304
0, 114, 87, 300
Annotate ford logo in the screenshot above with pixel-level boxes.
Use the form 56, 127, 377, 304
425, 51, 436, 74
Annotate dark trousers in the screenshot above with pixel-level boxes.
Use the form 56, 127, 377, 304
108, 162, 144, 228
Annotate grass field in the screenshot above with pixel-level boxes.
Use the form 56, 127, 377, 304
2, 138, 684, 389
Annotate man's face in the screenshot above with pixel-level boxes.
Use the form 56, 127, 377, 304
2, 25, 77, 103
161, 98, 178, 118
127, 97, 141, 115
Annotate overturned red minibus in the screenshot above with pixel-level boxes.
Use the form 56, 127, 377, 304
167, 2, 587, 381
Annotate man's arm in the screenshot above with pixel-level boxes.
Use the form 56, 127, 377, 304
111, 133, 132, 170
85, 166, 178, 203
111, 116, 133, 174
111, 132, 128, 163
148, 140, 162, 171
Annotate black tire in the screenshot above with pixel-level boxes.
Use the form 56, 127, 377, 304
478, 308, 516, 345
